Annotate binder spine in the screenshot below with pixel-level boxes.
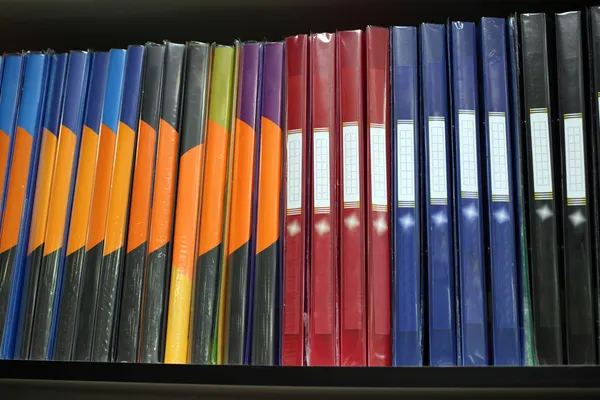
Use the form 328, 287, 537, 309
520, 13, 563, 365
0, 55, 25, 356
64, 51, 119, 361
126, 43, 164, 363
16, 54, 67, 360
190, 45, 236, 364
507, 15, 536, 366
117, 44, 164, 363
0, 55, 25, 240
588, 5, 600, 365
222, 42, 260, 365
251, 42, 284, 366
81, 49, 127, 362
28, 51, 91, 360
307, 32, 338, 366
365, 26, 391, 366
391, 26, 422, 366
449, 21, 488, 366
92, 45, 144, 362
163, 42, 210, 364
282, 35, 308, 366
555, 11, 596, 364
141, 42, 185, 364
480, 17, 521, 366
337, 30, 366, 366
0, 53, 50, 359
57, 52, 109, 360
420, 23, 456, 366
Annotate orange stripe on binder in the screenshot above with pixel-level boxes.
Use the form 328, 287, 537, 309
44, 125, 77, 256
127, 120, 157, 253
148, 119, 179, 254
198, 119, 229, 256
66, 125, 99, 255
172, 144, 203, 280
227, 118, 255, 255
86, 123, 117, 250
0, 129, 10, 213
256, 117, 282, 254
0, 127, 32, 252
104, 122, 136, 255
28, 128, 58, 254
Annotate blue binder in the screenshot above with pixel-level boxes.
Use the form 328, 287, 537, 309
448, 21, 488, 366
480, 17, 521, 365
391, 26, 422, 366
0, 53, 50, 358
420, 23, 456, 366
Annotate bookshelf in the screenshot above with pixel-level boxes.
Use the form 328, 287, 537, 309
0, 0, 599, 397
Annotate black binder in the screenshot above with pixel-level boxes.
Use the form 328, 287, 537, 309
586, 5, 600, 364
519, 13, 563, 365
555, 10, 597, 365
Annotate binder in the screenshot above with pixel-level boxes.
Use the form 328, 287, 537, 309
189, 44, 236, 365
390, 26, 422, 366
15, 53, 67, 360
69, 50, 123, 361
0, 53, 50, 359
337, 30, 366, 366
555, 11, 596, 365
142, 42, 185, 364
0, 54, 25, 356
117, 43, 165, 363
251, 42, 284, 365
124, 43, 164, 363
92, 45, 144, 362
43, 53, 105, 361
507, 14, 536, 366
28, 51, 91, 360
0, 55, 24, 238
448, 21, 488, 366
420, 23, 456, 366
163, 42, 211, 364
307, 32, 338, 366
587, 5, 600, 365
365, 26, 391, 366
282, 34, 308, 366
53, 52, 109, 361
216, 41, 241, 365
519, 13, 563, 365
480, 17, 521, 366
222, 41, 261, 365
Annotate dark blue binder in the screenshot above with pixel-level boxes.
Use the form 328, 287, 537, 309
420, 23, 456, 366
480, 17, 521, 365
448, 21, 488, 366
391, 26, 422, 366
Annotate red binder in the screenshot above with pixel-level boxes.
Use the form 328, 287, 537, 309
365, 26, 391, 366
307, 32, 338, 366
337, 30, 367, 366
282, 34, 308, 366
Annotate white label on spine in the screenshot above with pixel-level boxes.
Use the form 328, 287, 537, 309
397, 120, 415, 205
488, 114, 510, 199
529, 110, 553, 194
286, 132, 302, 210
370, 125, 388, 206
428, 118, 448, 202
564, 115, 586, 200
458, 111, 479, 194
342, 124, 360, 203
313, 129, 330, 209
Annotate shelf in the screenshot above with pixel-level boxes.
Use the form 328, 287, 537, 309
1, 361, 600, 398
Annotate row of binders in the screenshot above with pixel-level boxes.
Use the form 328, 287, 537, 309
0, 8, 598, 367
